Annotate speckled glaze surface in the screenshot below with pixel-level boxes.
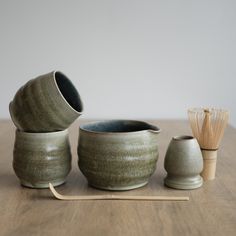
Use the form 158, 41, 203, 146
164, 136, 203, 190
78, 120, 161, 191
13, 129, 72, 188
9, 71, 83, 132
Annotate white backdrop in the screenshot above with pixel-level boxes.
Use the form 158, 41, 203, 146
0, 0, 235, 126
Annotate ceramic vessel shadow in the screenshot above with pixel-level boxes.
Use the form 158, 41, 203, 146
9, 71, 83, 132
13, 129, 72, 188
164, 136, 203, 190
78, 120, 161, 191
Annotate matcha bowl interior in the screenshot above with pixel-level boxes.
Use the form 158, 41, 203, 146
79, 120, 160, 133
78, 120, 160, 191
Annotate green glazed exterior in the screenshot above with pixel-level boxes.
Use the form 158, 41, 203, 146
9, 71, 83, 132
164, 136, 203, 190
78, 120, 160, 191
13, 129, 72, 188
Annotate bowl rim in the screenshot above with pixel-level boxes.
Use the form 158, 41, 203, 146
79, 119, 161, 135
15, 128, 69, 136
52, 71, 83, 115
173, 135, 195, 141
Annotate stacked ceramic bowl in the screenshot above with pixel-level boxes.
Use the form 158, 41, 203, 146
9, 71, 83, 188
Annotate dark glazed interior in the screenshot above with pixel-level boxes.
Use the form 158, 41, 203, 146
55, 72, 83, 112
174, 136, 194, 140
80, 120, 160, 133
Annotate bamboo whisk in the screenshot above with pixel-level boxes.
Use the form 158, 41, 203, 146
188, 108, 229, 181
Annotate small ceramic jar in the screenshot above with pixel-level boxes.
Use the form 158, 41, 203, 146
164, 136, 203, 190
13, 129, 72, 188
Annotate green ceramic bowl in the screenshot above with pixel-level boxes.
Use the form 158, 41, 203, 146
13, 129, 72, 188
9, 71, 83, 132
78, 120, 161, 191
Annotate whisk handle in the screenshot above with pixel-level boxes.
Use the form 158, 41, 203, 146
201, 150, 217, 181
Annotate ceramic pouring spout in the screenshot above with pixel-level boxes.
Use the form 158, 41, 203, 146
147, 124, 161, 134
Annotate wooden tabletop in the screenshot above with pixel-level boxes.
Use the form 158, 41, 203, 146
0, 119, 236, 236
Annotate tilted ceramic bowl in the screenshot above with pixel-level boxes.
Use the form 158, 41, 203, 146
13, 129, 72, 188
9, 71, 83, 132
164, 135, 203, 190
78, 120, 161, 191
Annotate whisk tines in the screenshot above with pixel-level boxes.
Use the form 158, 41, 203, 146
188, 108, 229, 150
188, 107, 229, 181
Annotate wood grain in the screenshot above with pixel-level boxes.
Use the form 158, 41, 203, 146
0, 119, 236, 236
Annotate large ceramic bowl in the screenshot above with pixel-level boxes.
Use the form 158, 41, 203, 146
78, 120, 161, 191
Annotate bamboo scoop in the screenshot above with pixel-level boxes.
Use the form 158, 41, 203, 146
188, 108, 229, 181
49, 183, 189, 201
